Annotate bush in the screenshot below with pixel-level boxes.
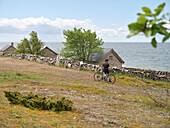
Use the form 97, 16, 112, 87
79, 67, 86, 71
3, 51, 12, 54
65, 64, 69, 69
59, 62, 64, 68
4, 91, 73, 111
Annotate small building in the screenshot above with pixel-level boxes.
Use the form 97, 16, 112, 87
0, 42, 17, 54
43, 46, 58, 58
92, 48, 125, 68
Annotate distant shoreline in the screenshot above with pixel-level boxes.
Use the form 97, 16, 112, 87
0, 42, 170, 72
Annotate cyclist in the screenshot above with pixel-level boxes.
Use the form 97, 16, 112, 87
103, 59, 111, 81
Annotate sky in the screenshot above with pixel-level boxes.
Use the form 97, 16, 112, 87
0, 0, 170, 42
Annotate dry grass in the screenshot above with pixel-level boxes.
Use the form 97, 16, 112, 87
0, 57, 169, 128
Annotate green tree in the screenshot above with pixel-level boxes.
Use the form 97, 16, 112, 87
60, 27, 104, 61
16, 31, 45, 55
127, 3, 170, 48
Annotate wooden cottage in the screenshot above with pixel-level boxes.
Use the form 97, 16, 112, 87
92, 48, 124, 68
0, 42, 17, 53
43, 46, 58, 58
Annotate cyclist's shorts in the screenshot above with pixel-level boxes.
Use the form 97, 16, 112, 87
103, 69, 109, 74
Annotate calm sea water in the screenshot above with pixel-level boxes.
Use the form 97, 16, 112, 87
0, 42, 170, 72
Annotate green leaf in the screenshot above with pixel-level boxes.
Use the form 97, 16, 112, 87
151, 37, 157, 48
162, 34, 170, 42
151, 24, 159, 36
142, 7, 151, 14
127, 34, 134, 38
149, 18, 162, 24
128, 23, 145, 33
158, 2, 166, 9
137, 16, 147, 24
127, 32, 139, 38
158, 25, 168, 35
144, 29, 152, 37
154, 3, 165, 16
137, 13, 142, 15
137, 13, 152, 17
159, 22, 167, 25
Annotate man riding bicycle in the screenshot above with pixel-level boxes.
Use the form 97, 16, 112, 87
94, 58, 116, 84
103, 59, 111, 81
103, 59, 110, 74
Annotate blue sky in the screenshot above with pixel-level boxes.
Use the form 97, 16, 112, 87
0, 0, 169, 42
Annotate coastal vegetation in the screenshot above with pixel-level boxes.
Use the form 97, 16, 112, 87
0, 57, 169, 127
4, 91, 73, 111
60, 27, 104, 61
15, 31, 45, 56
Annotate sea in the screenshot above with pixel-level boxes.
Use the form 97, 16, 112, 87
0, 42, 170, 72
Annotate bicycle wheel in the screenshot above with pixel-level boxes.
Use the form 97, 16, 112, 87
94, 72, 103, 81
106, 74, 116, 84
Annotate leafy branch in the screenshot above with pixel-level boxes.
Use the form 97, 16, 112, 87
127, 3, 170, 48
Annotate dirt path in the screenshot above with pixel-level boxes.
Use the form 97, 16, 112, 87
0, 57, 169, 128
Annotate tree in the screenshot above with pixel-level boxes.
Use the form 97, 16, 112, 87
127, 3, 170, 48
16, 31, 45, 55
60, 27, 104, 61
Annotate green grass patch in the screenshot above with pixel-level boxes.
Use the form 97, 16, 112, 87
0, 72, 43, 82
114, 72, 170, 87
114, 72, 132, 77
139, 77, 170, 86
59, 62, 64, 68
79, 67, 87, 71
59, 83, 107, 94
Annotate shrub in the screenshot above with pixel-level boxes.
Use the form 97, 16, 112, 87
4, 91, 73, 111
65, 64, 69, 69
59, 62, 64, 68
3, 51, 12, 54
16, 72, 22, 76
79, 67, 86, 71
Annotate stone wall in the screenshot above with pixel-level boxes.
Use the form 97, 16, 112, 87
0, 53, 169, 82
112, 67, 170, 82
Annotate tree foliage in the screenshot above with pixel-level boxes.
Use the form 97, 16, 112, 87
127, 3, 170, 48
16, 31, 45, 55
60, 27, 104, 61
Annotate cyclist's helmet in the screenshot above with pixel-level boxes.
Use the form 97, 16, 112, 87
105, 59, 109, 62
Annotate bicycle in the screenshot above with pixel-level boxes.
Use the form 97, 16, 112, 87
93, 71, 116, 84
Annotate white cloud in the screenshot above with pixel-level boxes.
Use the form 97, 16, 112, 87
164, 21, 170, 33
0, 17, 134, 42
0, 17, 97, 32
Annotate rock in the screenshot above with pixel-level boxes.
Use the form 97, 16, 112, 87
55, 60, 60, 66
0, 52, 4, 56
36, 58, 42, 63
103, 122, 108, 126
68, 63, 72, 68
80, 61, 84, 65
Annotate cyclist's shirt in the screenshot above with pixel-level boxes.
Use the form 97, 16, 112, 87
103, 62, 110, 74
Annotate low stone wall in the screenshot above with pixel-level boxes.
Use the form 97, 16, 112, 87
0, 53, 169, 82
112, 67, 170, 82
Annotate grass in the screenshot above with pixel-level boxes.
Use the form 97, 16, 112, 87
115, 72, 170, 87
0, 72, 43, 82
0, 57, 169, 128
